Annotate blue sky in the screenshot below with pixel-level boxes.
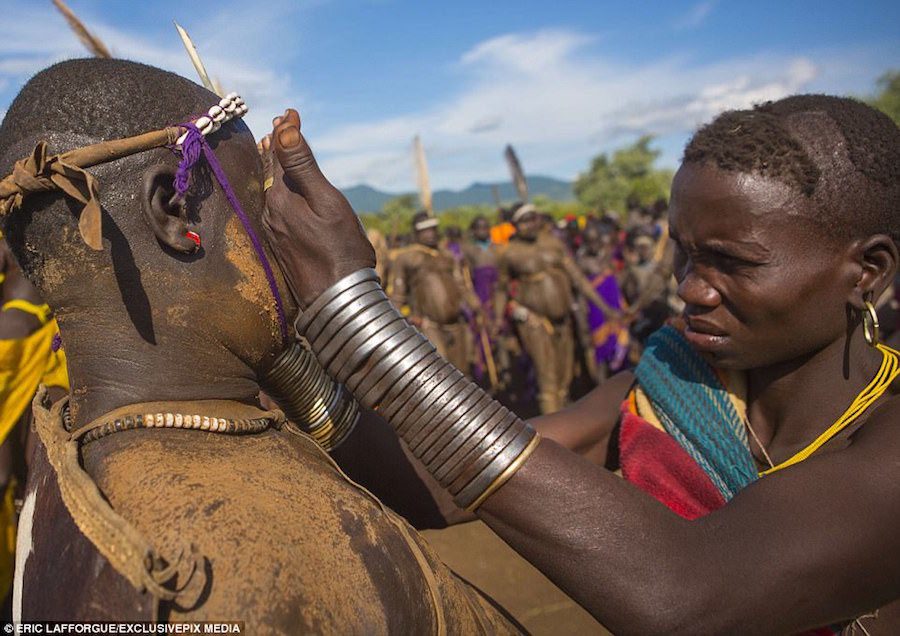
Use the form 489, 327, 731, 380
1, 0, 898, 192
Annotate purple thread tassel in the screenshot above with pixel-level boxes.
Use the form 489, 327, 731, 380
175, 125, 289, 343
174, 123, 204, 199
51, 333, 62, 352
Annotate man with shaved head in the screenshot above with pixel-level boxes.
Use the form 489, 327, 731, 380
0, 58, 519, 631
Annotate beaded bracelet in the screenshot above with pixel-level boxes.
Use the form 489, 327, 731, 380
296, 268, 539, 510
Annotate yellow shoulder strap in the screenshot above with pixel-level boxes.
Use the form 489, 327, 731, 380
632, 386, 666, 432
1, 299, 51, 324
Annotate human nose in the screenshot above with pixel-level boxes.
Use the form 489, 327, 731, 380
676, 263, 722, 308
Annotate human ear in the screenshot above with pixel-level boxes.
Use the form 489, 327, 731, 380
848, 234, 898, 308
140, 165, 197, 254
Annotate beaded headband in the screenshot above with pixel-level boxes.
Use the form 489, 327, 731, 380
0, 93, 247, 250
176, 92, 247, 145
413, 217, 439, 231
511, 203, 537, 223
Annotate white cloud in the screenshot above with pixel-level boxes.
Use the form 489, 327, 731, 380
673, 1, 717, 30
0, 7, 886, 196
311, 29, 832, 191
0, 0, 307, 142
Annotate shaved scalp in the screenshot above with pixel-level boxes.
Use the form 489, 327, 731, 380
0, 58, 216, 285
684, 94, 900, 242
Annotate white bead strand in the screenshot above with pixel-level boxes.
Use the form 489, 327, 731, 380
175, 93, 249, 147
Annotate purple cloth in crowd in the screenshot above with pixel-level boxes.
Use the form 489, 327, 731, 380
468, 263, 498, 383
587, 271, 628, 370
471, 264, 498, 306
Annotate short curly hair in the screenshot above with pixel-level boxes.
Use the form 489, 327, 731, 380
0, 58, 215, 284
683, 94, 900, 242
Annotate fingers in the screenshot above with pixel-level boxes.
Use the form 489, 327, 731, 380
272, 108, 331, 198
259, 134, 275, 192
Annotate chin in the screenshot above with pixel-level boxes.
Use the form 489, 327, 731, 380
686, 340, 752, 371
699, 352, 745, 370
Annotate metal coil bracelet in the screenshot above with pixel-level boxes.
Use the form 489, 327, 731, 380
261, 341, 360, 451
296, 268, 540, 511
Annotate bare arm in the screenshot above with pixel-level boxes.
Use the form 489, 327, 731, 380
629, 243, 676, 314
492, 251, 510, 329
530, 370, 633, 467
455, 260, 484, 317
334, 372, 633, 527
562, 253, 617, 317
388, 252, 409, 308
477, 402, 900, 635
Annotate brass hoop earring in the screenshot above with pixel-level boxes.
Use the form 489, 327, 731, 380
862, 300, 880, 347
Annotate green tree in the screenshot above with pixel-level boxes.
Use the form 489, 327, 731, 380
363, 194, 417, 239
573, 135, 673, 217
531, 195, 589, 221
438, 204, 495, 231
867, 70, 900, 126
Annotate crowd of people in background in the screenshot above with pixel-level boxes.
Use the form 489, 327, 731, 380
364, 198, 674, 417
367, 196, 900, 418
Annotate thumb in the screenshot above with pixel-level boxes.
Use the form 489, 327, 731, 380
272, 108, 331, 201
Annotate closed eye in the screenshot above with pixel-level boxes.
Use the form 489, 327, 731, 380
700, 250, 764, 275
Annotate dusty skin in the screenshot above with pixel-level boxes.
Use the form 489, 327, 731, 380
4, 60, 518, 632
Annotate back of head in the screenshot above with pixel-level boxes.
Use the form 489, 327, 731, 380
626, 225, 654, 248
0, 58, 215, 298
411, 210, 432, 228
0, 58, 282, 395
683, 94, 900, 243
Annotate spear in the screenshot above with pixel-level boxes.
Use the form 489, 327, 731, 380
174, 21, 220, 96
504, 144, 529, 203
52, 0, 111, 58
413, 135, 433, 215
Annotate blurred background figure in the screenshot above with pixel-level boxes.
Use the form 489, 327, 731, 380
463, 216, 502, 389
389, 211, 482, 373
0, 238, 69, 616
367, 227, 390, 283
576, 221, 629, 382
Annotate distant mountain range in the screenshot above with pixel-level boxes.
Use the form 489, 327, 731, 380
342, 176, 574, 213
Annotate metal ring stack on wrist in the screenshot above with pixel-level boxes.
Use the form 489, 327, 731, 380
297, 268, 540, 510
261, 340, 360, 452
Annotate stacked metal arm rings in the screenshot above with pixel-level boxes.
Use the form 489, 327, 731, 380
296, 268, 540, 511
262, 340, 359, 451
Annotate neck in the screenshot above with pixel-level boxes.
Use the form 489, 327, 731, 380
60, 321, 263, 428
745, 332, 884, 461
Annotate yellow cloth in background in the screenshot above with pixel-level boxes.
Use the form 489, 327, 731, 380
0, 310, 68, 601
0, 318, 69, 446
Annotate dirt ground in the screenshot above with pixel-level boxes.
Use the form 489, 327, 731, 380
423, 521, 610, 635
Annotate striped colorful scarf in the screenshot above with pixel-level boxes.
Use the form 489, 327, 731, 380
632, 325, 757, 501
